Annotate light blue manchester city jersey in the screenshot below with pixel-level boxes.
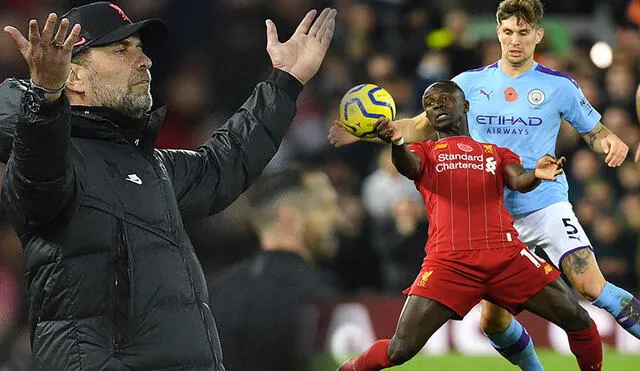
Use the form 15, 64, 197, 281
451, 60, 601, 216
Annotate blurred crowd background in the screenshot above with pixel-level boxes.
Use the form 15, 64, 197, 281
1, 0, 640, 369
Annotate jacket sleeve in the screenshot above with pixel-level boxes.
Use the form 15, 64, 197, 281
157, 69, 303, 218
0, 79, 75, 227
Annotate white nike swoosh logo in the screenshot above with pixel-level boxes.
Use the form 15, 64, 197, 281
125, 175, 142, 185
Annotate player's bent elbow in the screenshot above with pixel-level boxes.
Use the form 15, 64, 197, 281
516, 185, 535, 193
505, 182, 527, 193
512, 178, 540, 193
399, 168, 420, 181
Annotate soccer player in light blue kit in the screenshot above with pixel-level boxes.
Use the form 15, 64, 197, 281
330, 0, 638, 370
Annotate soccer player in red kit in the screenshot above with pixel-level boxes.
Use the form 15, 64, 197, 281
338, 81, 603, 371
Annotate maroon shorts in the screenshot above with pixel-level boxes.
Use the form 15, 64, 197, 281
403, 244, 561, 319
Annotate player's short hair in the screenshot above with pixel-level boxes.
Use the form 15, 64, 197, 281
248, 167, 305, 208
248, 167, 317, 231
422, 80, 465, 109
496, 0, 544, 29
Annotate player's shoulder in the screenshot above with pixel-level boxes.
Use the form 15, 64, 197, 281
461, 61, 499, 75
475, 140, 498, 151
409, 139, 435, 149
477, 140, 517, 156
532, 63, 579, 89
452, 62, 499, 87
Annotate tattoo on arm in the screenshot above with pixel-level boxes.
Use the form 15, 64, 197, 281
581, 122, 610, 154
560, 248, 594, 275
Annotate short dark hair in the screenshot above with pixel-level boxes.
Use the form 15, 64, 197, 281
248, 167, 313, 230
248, 167, 306, 208
422, 80, 465, 108
496, 0, 544, 29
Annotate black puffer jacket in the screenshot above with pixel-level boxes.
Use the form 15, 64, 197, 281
0, 70, 302, 370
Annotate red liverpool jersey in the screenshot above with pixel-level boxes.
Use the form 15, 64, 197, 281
407, 136, 522, 253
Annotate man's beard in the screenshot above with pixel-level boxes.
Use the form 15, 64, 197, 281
88, 70, 153, 119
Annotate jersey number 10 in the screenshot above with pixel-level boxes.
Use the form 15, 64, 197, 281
520, 248, 547, 268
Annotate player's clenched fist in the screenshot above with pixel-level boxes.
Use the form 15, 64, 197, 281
4, 13, 81, 100
374, 117, 403, 143
534, 154, 566, 181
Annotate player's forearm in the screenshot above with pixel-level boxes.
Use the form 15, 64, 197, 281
510, 170, 541, 193
395, 113, 434, 143
361, 136, 385, 143
358, 114, 433, 144
391, 144, 421, 180
358, 118, 418, 144
580, 122, 610, 155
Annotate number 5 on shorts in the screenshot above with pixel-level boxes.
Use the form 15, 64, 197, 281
562, 218, 581, 241
520, 248, 546, 268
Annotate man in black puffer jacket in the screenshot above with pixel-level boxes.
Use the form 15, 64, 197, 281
0, 2, 336, 370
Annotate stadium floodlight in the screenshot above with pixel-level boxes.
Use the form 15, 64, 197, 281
589, 41, 613, 69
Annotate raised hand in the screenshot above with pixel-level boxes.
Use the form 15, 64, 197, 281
328, 120, 360, 147
265, 8, 336, 84
534, 154, 566, 181
4, 13, 81, 100
375, 117, 402, 143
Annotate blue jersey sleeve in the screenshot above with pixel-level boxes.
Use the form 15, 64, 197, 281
558, 79, 601, 134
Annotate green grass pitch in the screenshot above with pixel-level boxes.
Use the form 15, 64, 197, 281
308, 349, 640, 370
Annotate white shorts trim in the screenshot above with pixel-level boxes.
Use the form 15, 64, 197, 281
513, 202, 592, 268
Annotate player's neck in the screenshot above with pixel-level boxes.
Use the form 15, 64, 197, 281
436, 131, 469, 140
500, 57, 535, 78
436, 120, 469, 139
261, 232, 308, 259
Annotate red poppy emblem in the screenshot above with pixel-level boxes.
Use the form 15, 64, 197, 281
504, 87, 518, 102
457, 143, 474, 152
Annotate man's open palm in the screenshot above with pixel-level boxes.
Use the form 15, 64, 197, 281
265, 8, 336, 84
4, 13, 81, 92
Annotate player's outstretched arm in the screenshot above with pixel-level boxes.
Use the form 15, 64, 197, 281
328, 112, 435, 147
375, 118, 421, 180
504, 155, 565, 193
402, 112, 437, 142
581, 122, 628, 167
